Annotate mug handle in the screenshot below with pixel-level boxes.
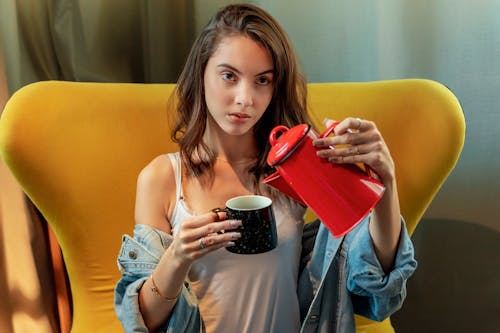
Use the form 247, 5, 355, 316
320, 119, 379, 180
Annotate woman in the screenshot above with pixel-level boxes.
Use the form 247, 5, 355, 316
115, 4, 416, 332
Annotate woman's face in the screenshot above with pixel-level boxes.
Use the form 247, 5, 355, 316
203, 35, 274, 137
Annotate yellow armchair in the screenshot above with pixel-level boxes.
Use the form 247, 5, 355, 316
0, 79, 465, 333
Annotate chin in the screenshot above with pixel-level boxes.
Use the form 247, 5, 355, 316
224, 125, 251, 137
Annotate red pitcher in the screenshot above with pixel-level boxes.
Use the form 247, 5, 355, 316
262, 121, 385, 237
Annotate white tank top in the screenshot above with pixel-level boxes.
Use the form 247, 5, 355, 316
167, 153, 303, 333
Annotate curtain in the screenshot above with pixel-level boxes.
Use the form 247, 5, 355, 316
0, 0, 202, 93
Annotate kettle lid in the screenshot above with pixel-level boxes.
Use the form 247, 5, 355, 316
267, 124, 310, 166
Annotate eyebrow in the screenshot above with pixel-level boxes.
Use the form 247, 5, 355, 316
217, 63, 274, 76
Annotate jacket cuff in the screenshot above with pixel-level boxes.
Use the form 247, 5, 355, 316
346, 217, 417, 298
114, 277, 150, 332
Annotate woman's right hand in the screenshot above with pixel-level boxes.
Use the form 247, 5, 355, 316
171, 210, 242, 262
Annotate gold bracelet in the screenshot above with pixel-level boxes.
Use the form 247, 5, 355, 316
149, 273, 181, 301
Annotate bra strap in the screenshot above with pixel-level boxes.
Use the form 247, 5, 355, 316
168, 152, 183, 201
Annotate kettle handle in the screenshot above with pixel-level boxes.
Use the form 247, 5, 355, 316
269, 125, 290, 145
320, 119, 379, 180
319, 120, 340, 138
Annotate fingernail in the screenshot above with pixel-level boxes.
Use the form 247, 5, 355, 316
230, 220, 242, 227
226, 241, 236, 247
231, 232, 241, 239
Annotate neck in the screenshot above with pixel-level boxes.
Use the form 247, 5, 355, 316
204, 118, 259, 164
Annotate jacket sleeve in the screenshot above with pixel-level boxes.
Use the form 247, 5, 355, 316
114, 224, 202, 333
345, 217, 417, 321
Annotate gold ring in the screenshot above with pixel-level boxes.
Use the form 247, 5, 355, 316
355, 146, 360, 155
199, 237, 206, 249
211, 208, 222, 222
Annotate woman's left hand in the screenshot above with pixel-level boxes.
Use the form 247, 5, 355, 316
313, 117, 395, 185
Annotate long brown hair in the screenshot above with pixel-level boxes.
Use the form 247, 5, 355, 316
171, 3, 313, 189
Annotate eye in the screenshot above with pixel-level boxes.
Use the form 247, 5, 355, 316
221, 72, 236, 82
256, 76, 272, 86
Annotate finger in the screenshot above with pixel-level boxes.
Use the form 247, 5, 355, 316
182, 210, 228, 232
327, 153, 362, 164
203, 218, 242, 235
182, 217, 243, 243
314, 127, 375, 148
328, 147, 390, 178
334, 139, 385, 157
204, 232, 242, 247
190, 240, 237, 259
333, 117, 366, 135
318, 132, 362, 147
316, 140, 370, 160
191, 232, 241, 253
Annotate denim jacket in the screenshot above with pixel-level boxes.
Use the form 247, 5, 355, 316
114, 216, 417, 333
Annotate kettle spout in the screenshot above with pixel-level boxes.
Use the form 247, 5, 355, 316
262, 172, 306, 205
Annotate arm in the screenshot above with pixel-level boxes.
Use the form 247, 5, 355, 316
114, 225, 202, 332
133, 155, 186, 330
134, 155, 241, 331
313, 117, 401, 273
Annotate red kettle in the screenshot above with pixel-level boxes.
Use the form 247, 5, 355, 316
262, 121, 385, 237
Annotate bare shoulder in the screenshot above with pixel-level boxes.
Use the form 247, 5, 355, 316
135, 154, 177, 233
137, 154, 175, 190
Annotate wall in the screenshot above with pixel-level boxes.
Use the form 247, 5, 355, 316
253, 1, 500, 330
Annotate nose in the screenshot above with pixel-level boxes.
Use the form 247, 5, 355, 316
234, 82, 254, 108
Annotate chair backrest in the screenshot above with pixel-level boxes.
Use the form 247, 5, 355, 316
0, 79, 465, 333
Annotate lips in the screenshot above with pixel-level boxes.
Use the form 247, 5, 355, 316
228, 112, 250, 119
227, 112, 251, 123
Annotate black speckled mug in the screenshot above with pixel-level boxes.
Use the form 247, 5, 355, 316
217, 195, 277, 254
